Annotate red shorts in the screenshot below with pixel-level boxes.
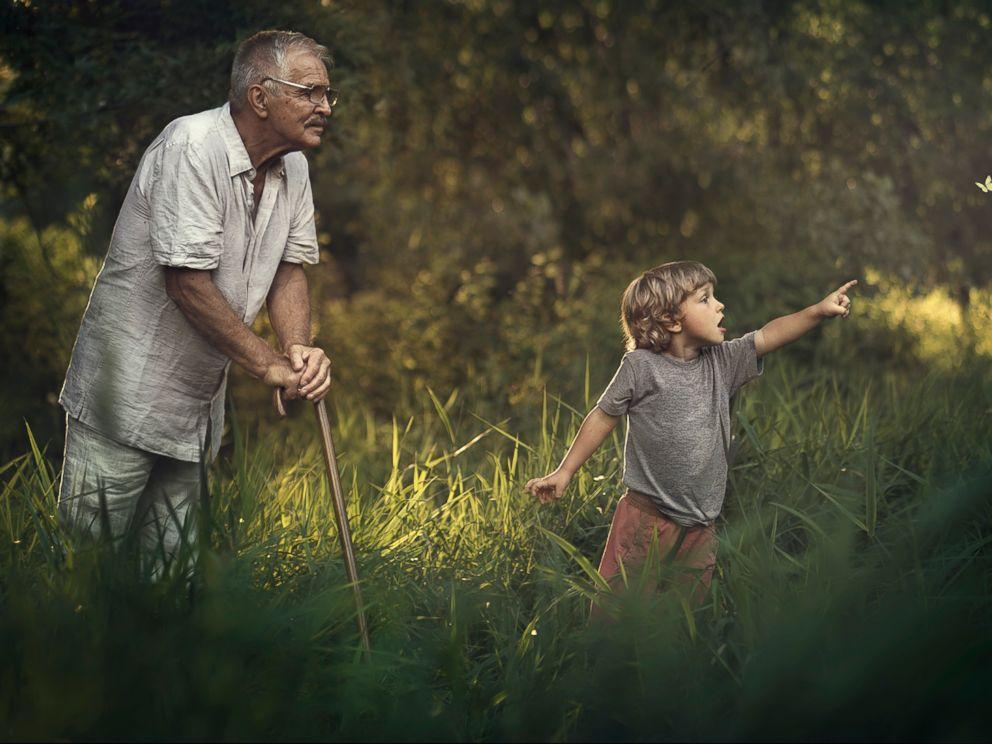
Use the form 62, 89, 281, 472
595, 490, 717, 607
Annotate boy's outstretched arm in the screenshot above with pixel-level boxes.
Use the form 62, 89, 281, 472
524, 407, 620, 503
754, 280, 857, 358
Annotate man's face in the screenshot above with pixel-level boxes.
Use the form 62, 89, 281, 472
266, 49, 332, 151
677, 282, 726, 346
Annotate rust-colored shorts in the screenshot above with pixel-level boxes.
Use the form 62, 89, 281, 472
596, 490, 717, 606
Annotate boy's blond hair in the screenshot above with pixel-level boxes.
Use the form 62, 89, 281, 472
620, 261, 717, 352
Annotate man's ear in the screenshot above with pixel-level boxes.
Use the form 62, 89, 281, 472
246, 85, 270, 119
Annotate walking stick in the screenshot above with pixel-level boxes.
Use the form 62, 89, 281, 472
275, 389, 371, 655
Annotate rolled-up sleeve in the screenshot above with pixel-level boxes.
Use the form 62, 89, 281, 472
147, 144, 224, 269
282, 172, 319, 265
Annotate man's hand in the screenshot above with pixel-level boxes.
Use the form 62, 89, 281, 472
263, 358, 304, 400
287, 343, 332, 401
524, 469, 573, 504
816, 279, 858, 319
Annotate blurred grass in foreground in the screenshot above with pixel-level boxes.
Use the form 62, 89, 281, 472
1, 359, 991, 741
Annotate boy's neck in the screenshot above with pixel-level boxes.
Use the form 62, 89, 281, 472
663, 335, 703, 362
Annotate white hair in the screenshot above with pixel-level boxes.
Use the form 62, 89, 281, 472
229, 30, 331, 111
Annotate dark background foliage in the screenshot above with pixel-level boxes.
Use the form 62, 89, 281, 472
1, 0, 990, 451
2, 4, 992, 741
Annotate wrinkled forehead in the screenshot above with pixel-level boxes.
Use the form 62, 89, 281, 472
284, 49, 330, 83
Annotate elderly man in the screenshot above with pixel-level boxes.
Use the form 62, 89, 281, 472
57, 30, 334, 560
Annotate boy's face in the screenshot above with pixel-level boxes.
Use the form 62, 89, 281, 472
676, 283, 726, 346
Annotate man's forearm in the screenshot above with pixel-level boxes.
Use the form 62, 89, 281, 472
756, 305, 822, 357
267, 261, 311, 351
559, 407, 621, 476
164, 268, 281, 379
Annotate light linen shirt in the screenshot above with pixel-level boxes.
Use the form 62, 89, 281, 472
60, 104, 319, 462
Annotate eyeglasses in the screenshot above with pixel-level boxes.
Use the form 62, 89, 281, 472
263, 77, 339, 107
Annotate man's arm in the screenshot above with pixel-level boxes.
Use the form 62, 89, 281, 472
266, 261, 331, 401
164, 268, 300, 394
267, 261, 311, 349
524, 407, 621, 502
754, 280, 857, 358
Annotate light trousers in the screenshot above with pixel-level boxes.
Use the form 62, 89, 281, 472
58, 415, 204, 562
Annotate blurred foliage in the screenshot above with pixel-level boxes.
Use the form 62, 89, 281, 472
2, 3, 992, 737
2, 0, 992, 451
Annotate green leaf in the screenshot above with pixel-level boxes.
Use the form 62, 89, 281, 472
539, 526, 611, 592
769, 502, 828, 539
426, 386, 455, 444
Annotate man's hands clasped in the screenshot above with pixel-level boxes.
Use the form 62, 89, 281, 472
287, 343, 332, 401
263, 343, 332, 403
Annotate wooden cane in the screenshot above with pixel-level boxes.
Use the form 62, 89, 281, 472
274, 389, 371, 655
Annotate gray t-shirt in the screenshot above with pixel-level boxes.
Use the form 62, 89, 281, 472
596, 332, 763, 526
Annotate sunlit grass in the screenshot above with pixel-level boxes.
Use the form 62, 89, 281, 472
2, 359, 991, 740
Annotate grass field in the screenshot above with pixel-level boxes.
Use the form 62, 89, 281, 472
2, 358, 991, 741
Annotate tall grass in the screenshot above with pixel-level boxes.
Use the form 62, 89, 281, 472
2, 359, 991, 741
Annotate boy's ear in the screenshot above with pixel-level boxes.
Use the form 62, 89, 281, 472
661, 314, 682, 333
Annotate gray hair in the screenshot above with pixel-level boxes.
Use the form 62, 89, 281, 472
229, 30, 331, 111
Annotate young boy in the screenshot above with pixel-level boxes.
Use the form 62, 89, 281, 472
524, 261, 857, 602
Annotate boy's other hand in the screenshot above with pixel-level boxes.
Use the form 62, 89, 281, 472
816, 279, 858, 319
524, 469, 572, 503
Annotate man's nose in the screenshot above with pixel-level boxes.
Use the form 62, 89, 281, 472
314, 100, 332, 117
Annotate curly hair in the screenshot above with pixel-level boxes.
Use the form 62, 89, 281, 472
620, 261, 717, 352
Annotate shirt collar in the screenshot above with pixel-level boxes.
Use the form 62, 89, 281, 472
219, 103, 285, 180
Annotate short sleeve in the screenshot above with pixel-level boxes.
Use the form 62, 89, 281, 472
596, 354, 638, 416
282, 168, 319, 265
147, 143, 224, 270
709, 330, 764, 396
